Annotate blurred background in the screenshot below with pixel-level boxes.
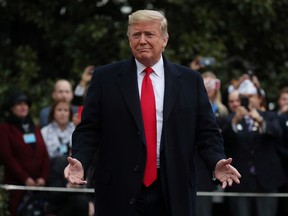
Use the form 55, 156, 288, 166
1, 0, 288, 120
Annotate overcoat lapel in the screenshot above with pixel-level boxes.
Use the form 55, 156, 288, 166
160, 60, 181, 151
116, 58, 145, 143
163, 60, 181, 124
116, 57, 181, 147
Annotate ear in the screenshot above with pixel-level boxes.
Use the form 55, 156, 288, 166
162, 36, 168, 48
161, 36, 168, 51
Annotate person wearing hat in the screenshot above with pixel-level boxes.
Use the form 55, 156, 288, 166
221, 80, 286, 216
0, 91, 50, 216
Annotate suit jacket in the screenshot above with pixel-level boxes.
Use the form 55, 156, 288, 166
72, 56, 225, 216
196, 114, 226, 192
277, 112, 288, 178
222, 111, 286, 192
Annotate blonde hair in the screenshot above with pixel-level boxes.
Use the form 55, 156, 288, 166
127, 10, 169, 38
202, 71, 228, 117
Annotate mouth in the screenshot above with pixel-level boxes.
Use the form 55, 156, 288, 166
137, 48, 150, 52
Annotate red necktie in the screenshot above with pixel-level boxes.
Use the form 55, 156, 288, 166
141, 67, 157, 187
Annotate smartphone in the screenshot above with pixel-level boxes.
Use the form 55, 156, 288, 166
199, 57, 216, 66
240, 97, 249, 109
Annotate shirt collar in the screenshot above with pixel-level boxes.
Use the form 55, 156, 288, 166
135, 56, 164, 78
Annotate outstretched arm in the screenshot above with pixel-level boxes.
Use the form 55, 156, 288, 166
214, 158, 241, 189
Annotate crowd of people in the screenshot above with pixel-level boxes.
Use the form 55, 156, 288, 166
190, 58, 288, 216
0, 65, 94, 216
1, 52, 288, 216
0, 9, 287, 216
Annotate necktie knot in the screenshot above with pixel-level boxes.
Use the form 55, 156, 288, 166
144, 67, 153, 76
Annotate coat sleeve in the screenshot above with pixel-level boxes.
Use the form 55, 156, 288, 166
195, 74, 226, 173
71, 68, 102, 176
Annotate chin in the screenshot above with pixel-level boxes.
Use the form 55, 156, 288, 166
138, 54, 152, 61
138, 53, 150, 58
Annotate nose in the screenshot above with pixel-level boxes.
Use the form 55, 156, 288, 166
139, 33, 147, 44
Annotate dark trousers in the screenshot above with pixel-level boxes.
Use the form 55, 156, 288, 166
196, 196, 213, 216
227, 175, 278, 216
228, 196, 278, 216
46, 193, 89, 216
136, 170, 170, 216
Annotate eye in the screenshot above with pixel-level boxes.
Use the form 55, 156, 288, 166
145, 32, 155, 38
131, 32, 141, 39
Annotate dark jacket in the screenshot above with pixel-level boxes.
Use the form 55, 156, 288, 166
222, 111, 286, 192
72, 56, 225, 216
0, 114, 50, 216
277, 112, 288, 178
0, 115, 50, 184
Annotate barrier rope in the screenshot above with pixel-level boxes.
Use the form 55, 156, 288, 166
0, 184, 94, 193
1, 184, 288, 197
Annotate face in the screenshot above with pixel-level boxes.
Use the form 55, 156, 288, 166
128, 20, 168, 67
228, 91, 240, 112
11, 102, 29, 118
278, 92, 288, 109
52, 80, 73, 102
203, 77, 217, 101
54, 102, 70, 126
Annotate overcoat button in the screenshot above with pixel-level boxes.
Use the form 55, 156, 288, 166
134, 165, 139, 172
129, 198, 135, 205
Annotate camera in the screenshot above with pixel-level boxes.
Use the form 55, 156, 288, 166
199, 57, 216, 67
240, 96, 249, 109
204, 78, 221, 91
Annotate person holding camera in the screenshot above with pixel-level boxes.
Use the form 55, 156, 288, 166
221, 79, 286, 216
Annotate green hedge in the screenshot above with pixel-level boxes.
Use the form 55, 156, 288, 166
0, 165, 10, 216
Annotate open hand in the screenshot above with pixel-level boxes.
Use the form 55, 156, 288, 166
64, 157, 87, 185
214, 158, 241, 189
